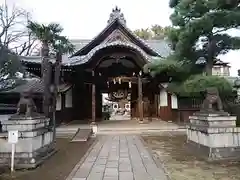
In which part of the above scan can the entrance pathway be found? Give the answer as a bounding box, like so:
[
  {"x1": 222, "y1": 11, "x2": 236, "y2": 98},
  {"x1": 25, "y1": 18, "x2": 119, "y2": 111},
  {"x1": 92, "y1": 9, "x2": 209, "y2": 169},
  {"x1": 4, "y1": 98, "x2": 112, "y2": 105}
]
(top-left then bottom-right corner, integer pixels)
[{"x1": 66, "y1": 135, "x2": 168, "y2": 180}]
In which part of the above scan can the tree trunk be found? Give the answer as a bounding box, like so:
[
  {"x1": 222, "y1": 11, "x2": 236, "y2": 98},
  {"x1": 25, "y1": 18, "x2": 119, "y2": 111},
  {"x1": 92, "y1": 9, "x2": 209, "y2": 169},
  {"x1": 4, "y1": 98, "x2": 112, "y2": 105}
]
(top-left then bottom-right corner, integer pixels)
[
  {"x1": 206, "y1": 35, "x2": 215, "y2": 76},
  {"x1": 52, "y1": 52, "x2": 62, "y2": 141},
  {"x1": 205, "y1": 61, "x2": 213, "y2": 76},
  {"x1": 41, "y1": 41, "x2": 51, "y2": 117}
]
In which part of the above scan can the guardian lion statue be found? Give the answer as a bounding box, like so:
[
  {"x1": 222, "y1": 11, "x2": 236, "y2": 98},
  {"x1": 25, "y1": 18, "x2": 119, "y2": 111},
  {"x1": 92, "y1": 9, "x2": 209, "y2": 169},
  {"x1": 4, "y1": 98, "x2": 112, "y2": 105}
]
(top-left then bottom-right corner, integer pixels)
[
  {"x1": 16, "y1": 90, "x2": 37, "y2": 117},
  {"x1": 201, "y1": 87, "x2": 223, "y2": 112}
]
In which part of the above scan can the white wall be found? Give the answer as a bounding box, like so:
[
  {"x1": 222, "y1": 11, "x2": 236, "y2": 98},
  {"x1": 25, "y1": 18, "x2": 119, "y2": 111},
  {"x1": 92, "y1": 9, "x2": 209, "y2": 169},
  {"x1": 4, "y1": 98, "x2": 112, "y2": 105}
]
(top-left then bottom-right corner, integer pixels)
[
  {"x1": 171, "y1": 94, "x2": 178, "y2": 109},
  {"x1": 212, "y1": 66, "x2": 230, "y2": 76},
  {"x1": 0, "y1": 115, "x2": 12, "y2": 122},
  {"x1": 65, "y1": 89, "x2": 72, "y2": 108},
  {"x1": 56, "y1": 94, "x2": 62, "y2": 111},
  {"x1": 159, "y1": 89, "x2": 168, "y2": 107}
]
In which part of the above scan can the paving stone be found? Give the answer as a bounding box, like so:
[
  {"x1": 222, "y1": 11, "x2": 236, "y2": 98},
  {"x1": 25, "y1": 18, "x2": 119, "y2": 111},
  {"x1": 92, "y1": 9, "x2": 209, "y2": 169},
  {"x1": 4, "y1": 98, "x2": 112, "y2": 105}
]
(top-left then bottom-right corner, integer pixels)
[
  {"x1": 91, "y1": 165, "x2": 105, "y2": 173},
  {"x1": 95, "y1": 158, "x2": 107, "y2": 165},
  {"x1": 74, "y1": 164, "x2": 92, "y2": 178},
  {"x1": 104, "y1": 168, "x2": 118, "y2": 177},
  {"x1": 87, "y1": 171, "x2": 104, "y2": 180},
  {"x1": 119, "y1": 171, "x2": 133, "y2": 180},
  {"x1": 106, "y1": 161, "x2": 118, "y2": 168},
  {"x1": 108, "y1": 156, "x2": 119, "y2": 161},
  {"x1": 118, "y1": 163, "x2": 132, "y2": 172},
  {"x1": 85, "y1": 157, "x2": 97, "y2": 162},
  {"x1": 119, "y1": 154, "x2": 129, "y2": 158},
  {"x1": 119, "y1": 158, "x2": 130, "y2": 163},
  {"x1": 103, "y1": 177, "x2": 118, "y2": 180},
  {"x1": 68, "y1": 135, "x2": 168, "y2": 180}
]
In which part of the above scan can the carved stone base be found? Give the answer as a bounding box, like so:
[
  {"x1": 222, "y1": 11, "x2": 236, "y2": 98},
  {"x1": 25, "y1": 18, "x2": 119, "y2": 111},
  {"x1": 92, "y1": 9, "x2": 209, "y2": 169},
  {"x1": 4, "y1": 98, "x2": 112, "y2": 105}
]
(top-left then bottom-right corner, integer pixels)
[
  {"x1": 0, "y1": 142, "x2": 56, "y2": 169},
  {"x1": 194, "y1": 111, "x2": 229, "y2": 117},
  {"x1": 187, "y1": 140, "x2": 240, "y2": 161},
  {"x1": 187, "y1": 113, "x2": 240, "y2": 161},
  {"x1": 189, "y1": 113, "x2": 237, "y2": 130},
  {"x1": 0, "y1": 115, "x2": 55, "y2": 169}
]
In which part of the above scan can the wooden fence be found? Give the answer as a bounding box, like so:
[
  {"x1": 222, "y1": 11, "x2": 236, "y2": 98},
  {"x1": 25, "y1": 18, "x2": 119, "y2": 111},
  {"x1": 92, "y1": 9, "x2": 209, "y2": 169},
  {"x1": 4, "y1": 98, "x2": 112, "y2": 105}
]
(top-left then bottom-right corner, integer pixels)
[{"x1": 176, "y1": 96, "x2": 239, "y2": 124}]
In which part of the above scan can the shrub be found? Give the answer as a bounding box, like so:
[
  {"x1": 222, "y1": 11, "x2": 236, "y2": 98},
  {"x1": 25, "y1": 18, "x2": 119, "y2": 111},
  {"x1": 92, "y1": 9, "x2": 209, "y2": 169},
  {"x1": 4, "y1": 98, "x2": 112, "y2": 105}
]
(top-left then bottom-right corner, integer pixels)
[{"x1": 168, "y1": 75, "x2": 234, "y2": 97}]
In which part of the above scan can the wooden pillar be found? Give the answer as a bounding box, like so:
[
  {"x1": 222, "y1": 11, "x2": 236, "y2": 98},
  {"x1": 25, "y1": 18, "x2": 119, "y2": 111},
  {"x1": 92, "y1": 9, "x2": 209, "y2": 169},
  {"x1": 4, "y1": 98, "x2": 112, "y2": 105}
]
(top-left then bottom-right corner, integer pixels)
[
  {"x1": 91, "y1": 71, "x2": 96, "y2": 124},
  {"x1": 138, "y1": 74, "x2": 143, "y2": 122}
]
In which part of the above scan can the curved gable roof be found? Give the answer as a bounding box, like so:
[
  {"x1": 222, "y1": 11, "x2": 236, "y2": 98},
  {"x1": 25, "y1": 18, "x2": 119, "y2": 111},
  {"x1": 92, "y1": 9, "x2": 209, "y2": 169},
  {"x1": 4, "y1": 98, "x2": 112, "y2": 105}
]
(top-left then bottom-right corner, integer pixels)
[
  {"x1": 71, "y1": 19, "x2": 161, "y2": 57},
  {"x1": 67, "y1": 40, "x2": 151, "y2": 66}
]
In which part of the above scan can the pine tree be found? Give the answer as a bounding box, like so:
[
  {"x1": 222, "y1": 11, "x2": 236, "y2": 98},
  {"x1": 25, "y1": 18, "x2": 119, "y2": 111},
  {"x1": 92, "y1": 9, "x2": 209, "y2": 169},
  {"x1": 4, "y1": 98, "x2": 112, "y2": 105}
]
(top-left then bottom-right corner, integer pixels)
[{"x1": 168, "y1": 0, "x2": 240, "y2": 75}]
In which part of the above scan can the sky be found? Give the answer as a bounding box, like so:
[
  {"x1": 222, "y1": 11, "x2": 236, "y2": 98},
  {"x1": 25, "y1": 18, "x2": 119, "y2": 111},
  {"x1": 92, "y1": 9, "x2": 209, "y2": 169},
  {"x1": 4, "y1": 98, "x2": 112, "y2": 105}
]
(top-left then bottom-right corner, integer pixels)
[{"x1": 4, "y1": 0, "x2": 240, "y2": 76}]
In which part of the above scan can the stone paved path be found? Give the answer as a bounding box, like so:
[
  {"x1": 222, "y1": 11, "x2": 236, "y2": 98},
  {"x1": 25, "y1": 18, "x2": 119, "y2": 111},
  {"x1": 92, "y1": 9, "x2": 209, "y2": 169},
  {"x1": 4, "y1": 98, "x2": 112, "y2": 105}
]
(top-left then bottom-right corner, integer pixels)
[{"x1": 67, "y1": 135, "x2": 168, "y2": 180}]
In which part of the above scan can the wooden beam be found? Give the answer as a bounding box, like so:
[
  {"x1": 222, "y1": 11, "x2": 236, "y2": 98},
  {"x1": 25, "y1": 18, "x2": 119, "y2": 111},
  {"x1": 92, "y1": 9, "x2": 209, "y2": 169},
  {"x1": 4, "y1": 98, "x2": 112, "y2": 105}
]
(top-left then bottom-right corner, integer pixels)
[
  {"x1": 107, "y1": 76, "x2": 150, "y2": 84},
  {"x1": 91, "y1": 71, "x2": 96, "y2": 124},
  {"x1": 138, "y1": 75, "x2": 144, "y2": 122}
]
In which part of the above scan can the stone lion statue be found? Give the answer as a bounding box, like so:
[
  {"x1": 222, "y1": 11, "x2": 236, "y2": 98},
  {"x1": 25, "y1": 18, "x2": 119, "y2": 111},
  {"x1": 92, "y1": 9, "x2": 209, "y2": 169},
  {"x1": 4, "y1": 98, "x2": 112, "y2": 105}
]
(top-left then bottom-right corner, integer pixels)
[
  {"x1": 16, "y1": 90, "x2": 37, "y2": 117},
  {"x1": 201, "y1": 87, "x2": 223, "y2": 112}
]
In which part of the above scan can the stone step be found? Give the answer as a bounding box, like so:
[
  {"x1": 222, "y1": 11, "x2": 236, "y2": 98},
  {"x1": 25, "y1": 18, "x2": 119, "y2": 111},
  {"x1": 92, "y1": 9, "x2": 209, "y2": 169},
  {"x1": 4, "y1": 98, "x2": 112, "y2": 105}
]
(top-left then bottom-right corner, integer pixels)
[
  {"x1": 56, "y1": 128, "x2": 79, "y2": 138},
  {"x1": 98, "y1": 127, "x2": 186, "y2": 131},
  {"x1": 97, "y1": 128, "x2": 186, "y2": 134},
  {"x1": 71, "y1": 129, "x2": 92, "y2": 142},
  {"x1": 56, "y1": 134, "x2": 76, "y2": 138}
]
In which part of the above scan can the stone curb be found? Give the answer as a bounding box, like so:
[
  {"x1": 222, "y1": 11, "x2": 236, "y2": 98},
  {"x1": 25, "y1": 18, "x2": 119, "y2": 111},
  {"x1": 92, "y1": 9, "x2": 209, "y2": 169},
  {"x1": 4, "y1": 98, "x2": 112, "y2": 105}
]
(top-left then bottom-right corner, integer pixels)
[
  {"x1": 139, "y1": 135, "x2": 172, "y2": 180},
  {"x1": 65, "y1": 137, "x2": 98, "y2": 180}
]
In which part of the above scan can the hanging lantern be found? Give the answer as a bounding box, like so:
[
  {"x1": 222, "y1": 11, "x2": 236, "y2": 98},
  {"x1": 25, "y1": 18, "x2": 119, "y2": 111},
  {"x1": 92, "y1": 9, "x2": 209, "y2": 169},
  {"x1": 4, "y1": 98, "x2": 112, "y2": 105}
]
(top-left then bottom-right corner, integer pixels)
[
  {"x1": 139, "y1": 71, "x2": 142, "y2": 76},
  {"x1": 118, "y1": 77, "x2": 121, "y2": 84},
  {"x1": 129, "y1": 81, "x2": 132, "y2": 88},
  {"x1": 113, "y1": 78, "x2": 116, "y2": 84}
]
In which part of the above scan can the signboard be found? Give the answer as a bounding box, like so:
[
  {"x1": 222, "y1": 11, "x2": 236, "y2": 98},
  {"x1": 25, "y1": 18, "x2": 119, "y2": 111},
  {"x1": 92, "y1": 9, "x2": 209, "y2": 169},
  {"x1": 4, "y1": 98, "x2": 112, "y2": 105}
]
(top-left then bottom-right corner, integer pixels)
[
  {"x1": 8, "y1": 130, "x2": 18, "y2": 144},
  {"x1": 8, "y1": 130, "x2": 19, "y2": 172}
]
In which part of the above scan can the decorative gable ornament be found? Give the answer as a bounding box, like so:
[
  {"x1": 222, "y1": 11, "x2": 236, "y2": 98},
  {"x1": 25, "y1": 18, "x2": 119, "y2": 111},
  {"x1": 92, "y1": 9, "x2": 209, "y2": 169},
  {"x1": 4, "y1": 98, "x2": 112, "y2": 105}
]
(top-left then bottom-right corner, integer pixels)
[
  {"x1": 104, "y1": 29, "x2": 129, "y2": 43},
  {"x1": 107, "y1": 6, "x2": 126, "y2": 25}
]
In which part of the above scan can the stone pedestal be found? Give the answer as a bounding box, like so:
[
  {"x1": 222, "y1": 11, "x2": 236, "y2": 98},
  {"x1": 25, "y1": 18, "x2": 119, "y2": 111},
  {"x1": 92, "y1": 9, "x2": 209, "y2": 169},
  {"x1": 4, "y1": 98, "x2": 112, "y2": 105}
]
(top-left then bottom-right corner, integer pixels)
[
  {"x1": 0, "y1": 115, "x2": 55, "y2": 169},
  {"x1": 187, "y1": 112, "x2": 240, "y2": 161}
]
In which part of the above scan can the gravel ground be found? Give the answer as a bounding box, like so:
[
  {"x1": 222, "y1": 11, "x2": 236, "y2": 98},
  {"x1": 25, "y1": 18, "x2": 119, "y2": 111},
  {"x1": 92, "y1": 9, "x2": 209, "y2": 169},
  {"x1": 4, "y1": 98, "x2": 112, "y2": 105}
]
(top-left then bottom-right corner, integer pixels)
[
  {"x1": 0, "y1": 137, "x2": 95, "y2": 180},
  {"x1": 142, "y1": 133, "x2": 240, "y2": 180}
]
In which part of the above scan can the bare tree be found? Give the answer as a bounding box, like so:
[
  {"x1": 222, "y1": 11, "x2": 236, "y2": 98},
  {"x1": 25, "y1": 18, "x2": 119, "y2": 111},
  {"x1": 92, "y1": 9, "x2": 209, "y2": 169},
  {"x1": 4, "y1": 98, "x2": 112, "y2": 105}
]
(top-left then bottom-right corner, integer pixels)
[{"x1": 0, "y1": 2, "x2": 39, "y2": 56}]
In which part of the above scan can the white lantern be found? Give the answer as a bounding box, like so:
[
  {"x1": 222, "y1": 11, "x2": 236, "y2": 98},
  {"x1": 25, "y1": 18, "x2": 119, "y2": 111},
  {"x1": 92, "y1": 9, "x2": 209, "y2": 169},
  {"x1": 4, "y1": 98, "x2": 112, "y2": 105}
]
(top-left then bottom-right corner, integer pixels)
[{"x1": 129, "y1": 81, "x2": 132, "y2": 88}]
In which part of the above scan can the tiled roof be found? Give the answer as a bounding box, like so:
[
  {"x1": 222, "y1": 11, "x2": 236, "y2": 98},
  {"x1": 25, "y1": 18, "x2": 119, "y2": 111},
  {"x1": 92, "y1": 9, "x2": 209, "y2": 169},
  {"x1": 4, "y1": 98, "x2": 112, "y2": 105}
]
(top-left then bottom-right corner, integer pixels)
[
  {"x1": 71, "y1": 39, "x2": 91, "y2": 51},
  {"x1": 196, "y1": 58, "x2": 230, "y2": 66},
  {"x1": 146, "y1": 40, "x2": 172, "y2": 58},
  {"x1": 20, "y1": 39, "x2": 171, "y2": 66},
  {"x1": 20, "y1": 55, "x2": 70, "y2": 65},
  {"x1": 214, "y1": 59, "x2": 230, "y2": 66},
  {"x1": 2, "y1": 78, "x2": 71, "y2": 94},
  {"x1": 6, "y1": 79, "x2": 44, "y2": 93},
  {"x1": 71, "y1": 39, "x2": 172, "y2": 58}
]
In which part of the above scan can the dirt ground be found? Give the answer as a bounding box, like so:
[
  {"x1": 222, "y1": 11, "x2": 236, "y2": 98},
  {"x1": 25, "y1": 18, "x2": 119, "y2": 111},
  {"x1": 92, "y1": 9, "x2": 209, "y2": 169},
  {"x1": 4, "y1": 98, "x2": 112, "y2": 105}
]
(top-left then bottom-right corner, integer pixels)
[
  {"x1": 142, "y1": 133, "x2": 240, "y2": 180},
  {"x1": 0, "y1": 137, "x2": 95, "y2": 180}
]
